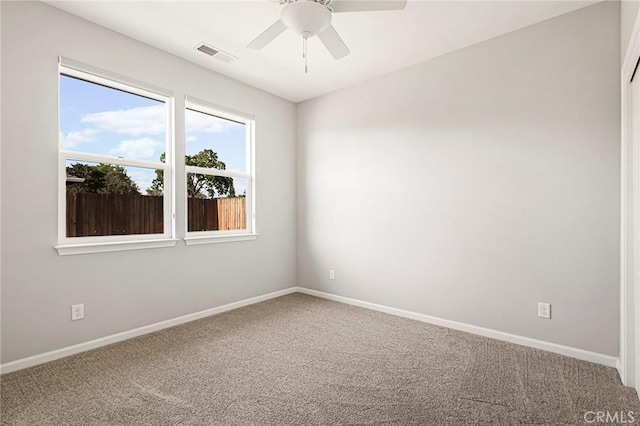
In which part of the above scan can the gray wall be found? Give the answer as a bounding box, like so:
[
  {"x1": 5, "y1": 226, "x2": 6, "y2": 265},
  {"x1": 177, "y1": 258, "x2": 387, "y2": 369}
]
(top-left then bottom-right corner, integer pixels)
[
  {"x1": 0, "y1": 1, "x2": 296, "y2": 363},
  {"x1": 297, "y1": 2, "x2": 621, "y2": 356}
]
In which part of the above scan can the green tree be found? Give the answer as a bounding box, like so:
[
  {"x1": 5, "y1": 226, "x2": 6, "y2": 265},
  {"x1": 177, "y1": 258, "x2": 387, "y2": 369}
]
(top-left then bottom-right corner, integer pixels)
[
  {"x1": 66, "y1": 163, "x2": 140, "y2": 195},
  {"x1": 147, "y1": 149, "x2": 235, "y2": 199}
]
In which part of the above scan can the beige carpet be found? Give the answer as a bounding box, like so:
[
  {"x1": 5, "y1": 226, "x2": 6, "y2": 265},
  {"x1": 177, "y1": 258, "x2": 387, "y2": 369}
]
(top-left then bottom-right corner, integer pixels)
[{"x1": 1, "y1": 293, "x2": 639, "y2": 425}]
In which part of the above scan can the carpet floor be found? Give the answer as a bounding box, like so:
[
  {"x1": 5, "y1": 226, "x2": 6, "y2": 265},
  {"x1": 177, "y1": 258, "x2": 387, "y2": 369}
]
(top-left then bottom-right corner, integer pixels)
[{"x1": 1, "y1": 293, "x2": 639, "y2": 425}]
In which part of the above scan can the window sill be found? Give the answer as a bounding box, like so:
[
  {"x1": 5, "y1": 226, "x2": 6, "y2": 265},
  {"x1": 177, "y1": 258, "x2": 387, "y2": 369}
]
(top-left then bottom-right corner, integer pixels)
[
  {"x1": 184, "y1": 233, "x2": 258, "y2": 246},
  {"x1": 55, "y1": 238, "x2": 178, "y2": 256}
]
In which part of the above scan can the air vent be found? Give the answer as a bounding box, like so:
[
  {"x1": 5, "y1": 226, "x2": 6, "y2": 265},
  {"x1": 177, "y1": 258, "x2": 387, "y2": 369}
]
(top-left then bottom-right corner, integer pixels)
[
  {"x1": 197, "y1": 44, "x2": 218, "y2": 56},
  {"x1": 195, "y1": 43, "x2": 238, "y2": 63}
]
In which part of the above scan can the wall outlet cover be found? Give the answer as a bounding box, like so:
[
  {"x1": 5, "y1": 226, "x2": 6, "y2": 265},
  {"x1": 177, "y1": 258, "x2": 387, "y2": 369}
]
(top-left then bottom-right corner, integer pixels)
[
  {"x1": 538, "y1": 302, "x2": 551, "y2": 319},
  {"x1": 72, "y1": 303, "x2": 84, "y2": 321}
]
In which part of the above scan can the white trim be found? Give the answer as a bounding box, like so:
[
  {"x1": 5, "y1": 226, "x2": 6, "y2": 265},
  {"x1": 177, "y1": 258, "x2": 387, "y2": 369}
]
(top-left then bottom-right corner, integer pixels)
[
  {"x1": 185, "y1": 165, "x2": 249, "y2": 179},
  {"x1": 247, "y1": 120, "x2": 256, "y2": 234},
  {"x1": 57, "y1": 63, "x2": 176, "y2": 249},
  {"x1": 0, "y1": 287, "x2": 297, "y2": 374},
  {"x1": 297, "y1": 288, "x2": 619, "y2": 368},
  {"x1": 55, "y1": 238, "x2": 178, "y2": 256},
  {"x1": 185, "y1": 95, "x2": 255, "y2": 123},
  {"x1": 620, "y1": 6, "x2": 640, "y2": 390},
  {"x1": 618, "y1": 358, "x2": 625, "y2": 381},
  {"x1": 620, "y1": 71, "x2": 630, "y2": 385},
  {"x1": 0, "y1": 286, "x2": 620, "y2": 375},
  {"x1": 59, "y1": 152, "x2": 173, "y2": 245},
  {"x1": 59, "y1": 57, "x2": 174, "y2": 99},
  {"x1": 166, "y1": 95, "x2": 177, "y2": 240},
  {"x1": 58, "y1": 231, "x2": 172, "y2": 247},
  {"x1": 184, "y1": 233, "x2": 258, "y2": 246},
  {"x1": 183, "y1": 101, "x2": 255, "y2": 239},
  {"x1": 61, "y1": 151, "x2": 167, "y2": 170}
]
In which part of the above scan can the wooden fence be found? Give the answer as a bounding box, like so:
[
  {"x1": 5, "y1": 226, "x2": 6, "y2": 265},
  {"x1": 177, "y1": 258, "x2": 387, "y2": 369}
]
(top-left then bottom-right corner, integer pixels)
[
  {"x1": 187, "y1": 197, "x2": 246, "y2": 232},
  {"x1": 66, "y1": 192, "x2": 245, "y2": 237}
]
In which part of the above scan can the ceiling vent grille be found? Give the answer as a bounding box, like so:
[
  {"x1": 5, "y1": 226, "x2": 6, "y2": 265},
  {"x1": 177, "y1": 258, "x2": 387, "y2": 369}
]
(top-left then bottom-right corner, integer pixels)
[
  {"x1": 197, "y1": 44, "x2": 218, "y2": 56},
  {"x1": 196, "y1": 43, "x2": 237, "y2": 63}
]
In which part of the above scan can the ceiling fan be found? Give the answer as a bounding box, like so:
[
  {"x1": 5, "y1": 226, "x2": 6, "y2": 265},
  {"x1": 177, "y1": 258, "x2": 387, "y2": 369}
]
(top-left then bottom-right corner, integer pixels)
[{"x1": 247, "y1": 0, "x2": 407, "y2": 72}]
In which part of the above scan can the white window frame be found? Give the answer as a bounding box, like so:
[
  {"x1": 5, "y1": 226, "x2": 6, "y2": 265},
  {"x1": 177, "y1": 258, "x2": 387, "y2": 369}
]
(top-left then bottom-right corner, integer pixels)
[
  {"x1": 56, "y1": 58, "x2": 176, "y2": 255},
  {"x1": 184, "y1": 96, "x2": 256, "y2": 245}
]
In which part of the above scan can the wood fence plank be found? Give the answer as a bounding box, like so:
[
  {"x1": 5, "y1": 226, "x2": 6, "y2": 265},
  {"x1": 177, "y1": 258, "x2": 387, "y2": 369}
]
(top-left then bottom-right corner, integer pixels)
[{"x1": 66, "y1": 193, "x2": 245, "y2": 237}]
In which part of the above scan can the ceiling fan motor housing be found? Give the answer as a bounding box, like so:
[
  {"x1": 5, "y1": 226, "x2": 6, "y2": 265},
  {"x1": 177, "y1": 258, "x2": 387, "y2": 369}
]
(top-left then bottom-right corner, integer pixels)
[{"x1": 281, "y1": 0, "x2": 332, "y2": 37}]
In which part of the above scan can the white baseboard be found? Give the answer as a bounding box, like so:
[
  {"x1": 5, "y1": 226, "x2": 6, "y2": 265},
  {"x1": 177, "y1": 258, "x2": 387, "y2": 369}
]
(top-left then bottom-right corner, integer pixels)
[
  {"x1": 0, "y1": 287, "x2": 298, "y2": 375},
  {"x1": 617, "y1": 358, "x2": 625, "y2": 383},
  {"x1": 296, "y1": 287, "x2": 618, "y2": 368},
  {"x1": 1, "y1": 286, "x2": 619, "y2": 375}
]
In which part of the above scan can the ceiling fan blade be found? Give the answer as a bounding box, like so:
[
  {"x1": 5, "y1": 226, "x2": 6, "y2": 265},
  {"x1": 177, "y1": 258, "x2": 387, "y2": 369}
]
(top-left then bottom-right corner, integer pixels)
[
  {"x1": 317, "y1": 25, "x2": 350, "y2": 60},
  {"x1": 331, "y1": 0, "x2": 407, "y2": 13},
  {"x1": 247, "y1": 19, "x2": 286, "y2": 50}
]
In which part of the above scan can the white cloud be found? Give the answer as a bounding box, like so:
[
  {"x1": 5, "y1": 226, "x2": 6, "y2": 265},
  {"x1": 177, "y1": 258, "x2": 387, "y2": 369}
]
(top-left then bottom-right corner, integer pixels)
[
  {"x1": 59, "y1": 128, "x2": 100, "y2": 149},
  {"x1": 79, "y1": 105, "x2": 236, "y2": 139},
  {"x1": 186, "y1": 135, "x2": 198, "y2": 143},
  {"x1": 185, "y1": 109, "x2": 234, "y2": 134},
  {"x1": 110, "y1": 137, "x2": 162, "y2": 160},
  {"x1": 82, "y1": 105, "x2": 166, "y2": 136}
]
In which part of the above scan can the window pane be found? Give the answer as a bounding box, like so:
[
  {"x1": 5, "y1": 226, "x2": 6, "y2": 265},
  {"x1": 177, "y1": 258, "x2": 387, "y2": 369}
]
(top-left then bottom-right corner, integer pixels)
[
  {"x1": 66, "y1": 161, "x2": 164, "y2": 237},
  {"x1": 187, "y1": 174, "x2": 246, "y2": 232},
  {"x1": 59, "y1": 74, "x2": 166, "y2": 163},
  {"x1": 185, "y1": 108, "x2": 246, "y2": 173}
]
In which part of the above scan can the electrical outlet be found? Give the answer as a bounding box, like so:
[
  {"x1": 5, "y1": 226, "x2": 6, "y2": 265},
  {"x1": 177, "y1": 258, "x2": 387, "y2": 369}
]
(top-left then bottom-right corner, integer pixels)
[
  {"x1": 538, "y1": 302, "x2": 551, "y2": 319},
  {"x1": 71, "y1": 303, "x2": 84, "y2": 321},
  {"x1": 329, "y1": 269, "x2": 335, "y2": 280}
]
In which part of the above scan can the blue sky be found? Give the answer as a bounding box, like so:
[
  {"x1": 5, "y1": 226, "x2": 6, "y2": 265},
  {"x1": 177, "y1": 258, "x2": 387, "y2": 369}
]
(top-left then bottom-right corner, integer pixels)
[{"x1": 60, "y1": 75, "x2": 247, "y2": 195}]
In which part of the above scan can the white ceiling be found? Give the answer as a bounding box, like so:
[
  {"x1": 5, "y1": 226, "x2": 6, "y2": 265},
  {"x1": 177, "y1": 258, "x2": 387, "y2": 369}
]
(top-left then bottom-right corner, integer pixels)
[{"x1": 46, "y1": 0, "x2": 597, "y2": 103}]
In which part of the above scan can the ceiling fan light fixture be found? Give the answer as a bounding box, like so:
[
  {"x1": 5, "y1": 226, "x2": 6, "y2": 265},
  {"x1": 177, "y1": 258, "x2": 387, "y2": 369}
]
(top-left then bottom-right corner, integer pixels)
[
  {"x1": 247, "y1": 0, "x2": 408, "y2": 70},
  {"x1": 280, "y1": 0, "x2": 331, "y2": 37}
]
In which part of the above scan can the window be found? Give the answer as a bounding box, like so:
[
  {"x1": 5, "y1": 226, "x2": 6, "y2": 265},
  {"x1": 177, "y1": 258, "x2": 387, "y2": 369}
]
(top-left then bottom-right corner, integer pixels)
[
  {"x1": 57, "y1": 58, "x2": 175, "y2": 254},
  {"x1": 184, "y1": 97, "x2": 255, "y2": 244}
]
